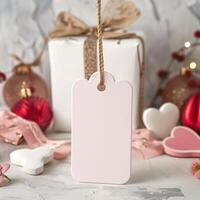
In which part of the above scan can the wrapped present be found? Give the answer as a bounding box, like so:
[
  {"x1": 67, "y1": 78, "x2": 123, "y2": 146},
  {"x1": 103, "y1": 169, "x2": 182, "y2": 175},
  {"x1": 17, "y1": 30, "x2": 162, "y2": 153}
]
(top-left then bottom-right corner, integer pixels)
[{"x1": 48, "y1": 0, "x2": 145, "y2": 132}]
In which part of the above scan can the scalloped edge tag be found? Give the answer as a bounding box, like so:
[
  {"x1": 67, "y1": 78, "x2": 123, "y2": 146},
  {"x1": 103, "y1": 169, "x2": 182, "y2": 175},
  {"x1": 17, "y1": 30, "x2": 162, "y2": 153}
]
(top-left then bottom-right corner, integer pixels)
[{"x1": 71, "y1": 71, "x2": 132, "y2": 184}]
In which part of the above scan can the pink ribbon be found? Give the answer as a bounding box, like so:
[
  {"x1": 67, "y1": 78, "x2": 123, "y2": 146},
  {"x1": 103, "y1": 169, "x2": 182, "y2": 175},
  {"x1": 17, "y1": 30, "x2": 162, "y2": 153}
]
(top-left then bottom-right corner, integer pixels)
[
  {"x1": 0, "y1": 111, "x2": 70, "y2": 160},
  {"x1": 0, "y1": 111, "x2": 163, "y2": 160},
  {"x1": 132, "y1": 129, "x2": 164, "y2": 160},
  {"x1": 0, "y1": 111, "x2": 24, "y2": 145}
]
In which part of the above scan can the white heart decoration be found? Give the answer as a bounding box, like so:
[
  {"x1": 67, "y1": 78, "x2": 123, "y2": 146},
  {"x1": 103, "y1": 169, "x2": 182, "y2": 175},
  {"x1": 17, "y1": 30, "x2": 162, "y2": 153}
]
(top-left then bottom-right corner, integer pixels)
[
  {"x1": 143, "y1": 103, "x2": 180, "y2": 140},
  {"x1": 10, "y1": 146, "x2": 53, "y2": 175}
]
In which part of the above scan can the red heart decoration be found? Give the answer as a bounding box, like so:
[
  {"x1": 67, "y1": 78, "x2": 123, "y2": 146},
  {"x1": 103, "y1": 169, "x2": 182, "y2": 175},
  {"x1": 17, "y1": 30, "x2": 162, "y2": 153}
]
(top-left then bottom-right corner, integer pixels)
[
  {"x1": 163, "y1": 126, "x2": 200, "y2": 157},
  {"x1": 181, "y1": 92, "x2": 200, "y2": 134}
]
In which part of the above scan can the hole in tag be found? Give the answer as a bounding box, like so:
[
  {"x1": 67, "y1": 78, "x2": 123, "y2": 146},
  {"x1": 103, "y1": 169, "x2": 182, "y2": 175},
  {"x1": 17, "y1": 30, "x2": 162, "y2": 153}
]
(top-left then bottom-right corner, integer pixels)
[{"x1": 97, "y1": 83, "x2": 106, "y2": 91}]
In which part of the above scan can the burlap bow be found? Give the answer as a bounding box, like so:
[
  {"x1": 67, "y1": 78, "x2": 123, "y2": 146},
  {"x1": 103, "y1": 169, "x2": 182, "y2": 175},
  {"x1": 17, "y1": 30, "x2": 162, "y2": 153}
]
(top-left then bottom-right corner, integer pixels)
[
  {"x1": 49, "y1": 0, "x2": 140, "y2": 39},
  {"x1": 49, "y1": 0, "x2": 145, "y2": 125}
]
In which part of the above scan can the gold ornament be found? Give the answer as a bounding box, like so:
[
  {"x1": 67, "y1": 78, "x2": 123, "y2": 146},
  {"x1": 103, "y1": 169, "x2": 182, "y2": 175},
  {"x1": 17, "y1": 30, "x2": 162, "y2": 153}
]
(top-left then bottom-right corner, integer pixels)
[
  {"x1": 161, "y1": 68, "x2": 199, "y2": 109},
  {"x1": 3, "y1": 65, "x2": 48, "y2": 108},
  {"x1": 3, "y1": 42, "x2": 48, "y2": 108}
]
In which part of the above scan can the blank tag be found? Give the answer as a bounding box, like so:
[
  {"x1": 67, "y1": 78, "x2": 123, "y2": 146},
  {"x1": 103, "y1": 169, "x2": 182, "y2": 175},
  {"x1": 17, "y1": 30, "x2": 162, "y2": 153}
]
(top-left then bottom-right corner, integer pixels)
[{"x1": 71, "y1": 72, "x2": 132, "y2": 184}]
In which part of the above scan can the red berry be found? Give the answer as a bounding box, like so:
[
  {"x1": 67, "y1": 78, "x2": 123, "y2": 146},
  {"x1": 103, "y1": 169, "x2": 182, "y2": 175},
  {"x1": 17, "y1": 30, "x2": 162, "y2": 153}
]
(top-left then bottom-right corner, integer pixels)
[
  {"x1": 185, "y1": 70, "x2": 192, "y2": 77},
  {"x1": 158, "y1": 89, "x2": 163, "y2": 96},
  {"x1": 172, "y1": 52, "x2": 177, "y2": 59},
  {"x1": 157, "y1": 70, "x2": 168, "y2": 78},
  {"x1": 0, "y1": 71, "x2": 6, "y2": 83},
  {"x1": 194, "y1": 30, "x2": 200, "y2": 38},
  {"x1": 188, "y1": 79, "x2": 198, "y2": 88},
  {"x1": 172, "y1": 52, "x2": 185, "y2": 62}
]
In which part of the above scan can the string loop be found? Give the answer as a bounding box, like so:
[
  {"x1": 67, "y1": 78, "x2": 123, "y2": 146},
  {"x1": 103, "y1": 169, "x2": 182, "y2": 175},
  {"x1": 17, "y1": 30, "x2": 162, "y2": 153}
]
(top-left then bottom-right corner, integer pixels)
[{"x1": 97, "y1": 0, "x2": 105, "y2": 91}]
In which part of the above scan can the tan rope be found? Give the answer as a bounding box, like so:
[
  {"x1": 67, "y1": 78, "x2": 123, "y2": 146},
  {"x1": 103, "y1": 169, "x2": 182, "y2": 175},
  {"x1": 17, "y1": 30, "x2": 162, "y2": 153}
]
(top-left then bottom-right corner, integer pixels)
[{"x1": 97, "y1": 0, "x2": 105, "y2": 91}]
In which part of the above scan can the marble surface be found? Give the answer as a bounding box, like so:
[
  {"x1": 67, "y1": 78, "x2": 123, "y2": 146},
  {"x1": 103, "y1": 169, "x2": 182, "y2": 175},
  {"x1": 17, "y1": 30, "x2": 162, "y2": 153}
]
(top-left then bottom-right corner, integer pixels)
[
  {"x1": 0, "y1": 133, "x2": 200, "y2": 200},
  {"x1": 0, "y1": 0, "x2": 200, "y2": 106},
  {"x1": 0, "y1": 1, "x2": 200, "y2": 199},
  {"x1": 0, "y1": 1, "x2": 200, "y2": 198}
]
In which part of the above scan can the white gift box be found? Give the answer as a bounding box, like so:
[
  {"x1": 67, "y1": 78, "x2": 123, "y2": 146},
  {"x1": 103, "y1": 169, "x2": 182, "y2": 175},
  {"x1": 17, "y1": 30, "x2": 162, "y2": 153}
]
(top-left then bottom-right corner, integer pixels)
[{"x1": 49, "y1": 34, "x2": 144, "y2": 132}]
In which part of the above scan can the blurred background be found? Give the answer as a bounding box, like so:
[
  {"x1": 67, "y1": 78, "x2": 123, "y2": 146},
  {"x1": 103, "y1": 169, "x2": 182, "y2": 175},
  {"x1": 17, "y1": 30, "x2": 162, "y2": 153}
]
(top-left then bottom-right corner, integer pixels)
[{"x1": 0, "y1": 0, "x2": 200, "y2": 106}]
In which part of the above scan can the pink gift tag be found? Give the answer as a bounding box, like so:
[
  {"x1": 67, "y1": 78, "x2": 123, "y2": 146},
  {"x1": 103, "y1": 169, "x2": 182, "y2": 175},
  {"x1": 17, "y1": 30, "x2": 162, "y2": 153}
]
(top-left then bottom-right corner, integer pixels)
[{"x1": 71, "y1": 72, "x2": 132, "y2": 184}]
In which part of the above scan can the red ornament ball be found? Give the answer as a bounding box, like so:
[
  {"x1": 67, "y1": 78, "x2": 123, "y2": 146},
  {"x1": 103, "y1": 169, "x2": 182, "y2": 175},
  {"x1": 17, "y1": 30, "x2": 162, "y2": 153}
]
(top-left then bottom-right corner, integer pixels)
[
  {"x1": 12, "y1": 97, "x2": 53, "y2": 131},
  {"x1": 181, "y1": 92, "x2": 200, "y2": 134}
]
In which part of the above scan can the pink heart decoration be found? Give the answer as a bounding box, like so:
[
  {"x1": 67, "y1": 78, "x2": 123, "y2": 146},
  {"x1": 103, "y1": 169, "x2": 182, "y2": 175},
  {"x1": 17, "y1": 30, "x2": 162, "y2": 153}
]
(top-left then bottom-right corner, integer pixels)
[{"x1": 163, "y1": 126, "x2": 200, "y2": 157}]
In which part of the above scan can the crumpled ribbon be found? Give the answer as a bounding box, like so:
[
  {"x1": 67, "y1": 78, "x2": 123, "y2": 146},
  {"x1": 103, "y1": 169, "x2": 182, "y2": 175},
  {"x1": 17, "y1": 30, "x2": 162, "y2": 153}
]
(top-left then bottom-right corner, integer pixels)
[
  {"x1": 0, "y1": 111, "x2": 70, "y2": 160},
  {"x1": 0, "y1": 112, "x2": 162, "y2": 161},
  {"x1": 49, "y1": 0, "x2": 145, "y2": 123},
  {"x1": 0, "y1": 111, "x2": 24, "y2": 145},
  {"x1": 0, "y1": 163, "x2": 11, "y2": 187},
  {"x1": 132, "y1": 129, "x2": 164, "y2": 160}
]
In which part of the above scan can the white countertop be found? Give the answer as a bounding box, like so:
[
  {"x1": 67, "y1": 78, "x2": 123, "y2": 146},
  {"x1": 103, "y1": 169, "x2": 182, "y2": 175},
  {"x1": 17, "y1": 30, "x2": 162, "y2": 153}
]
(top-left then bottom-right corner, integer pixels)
[{"x1": 0, "y1": 133, "x2": 199, "y2": 200}]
